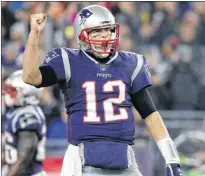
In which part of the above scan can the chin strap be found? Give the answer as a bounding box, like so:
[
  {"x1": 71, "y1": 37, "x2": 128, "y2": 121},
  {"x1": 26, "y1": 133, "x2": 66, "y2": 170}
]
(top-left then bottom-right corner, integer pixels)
[
  {"x1": 93, "y1": 52, "x2": 109, "y2": 59},
  {"x1": 91, "y1": 45, "x2": 110, "y2": 59},
  {"x1": 86, "y1": 51, "x2": 111, "y2": 63}
]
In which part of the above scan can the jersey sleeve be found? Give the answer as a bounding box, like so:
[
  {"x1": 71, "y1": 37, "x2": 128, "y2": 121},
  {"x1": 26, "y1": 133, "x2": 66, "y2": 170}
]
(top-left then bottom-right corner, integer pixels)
[
  {"x1": 131, "y1": 54, "x2": 152, "y2": 93},
  {"x1": 40, "y1": 48, "x2": 71, "y2": 82}
]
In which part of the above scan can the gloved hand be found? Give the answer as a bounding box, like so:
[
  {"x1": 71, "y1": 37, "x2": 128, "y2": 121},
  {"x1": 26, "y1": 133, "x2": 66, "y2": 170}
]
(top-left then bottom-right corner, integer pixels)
[{"x1": 167, "y1": 163, "x2": 183, "y2": 176}]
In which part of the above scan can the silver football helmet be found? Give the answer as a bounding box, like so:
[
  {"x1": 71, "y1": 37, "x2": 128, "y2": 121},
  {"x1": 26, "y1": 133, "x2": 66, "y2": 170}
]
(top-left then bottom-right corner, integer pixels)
[
  {"x1": 74, "y1": 5, "x2": 120, "y2": 58},
  {"x1": 3, "y1": 70, "x2": 43, "y2": 107}
]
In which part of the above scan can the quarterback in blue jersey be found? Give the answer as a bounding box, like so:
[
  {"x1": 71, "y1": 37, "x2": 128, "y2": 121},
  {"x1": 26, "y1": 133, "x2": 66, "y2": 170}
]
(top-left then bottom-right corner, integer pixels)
[
  {"x1": 22, "y1": 5, "x2": 182, "y2": 176},
  {"x1": 2, "y1": 70, "x2": 47, "y2": 176}
]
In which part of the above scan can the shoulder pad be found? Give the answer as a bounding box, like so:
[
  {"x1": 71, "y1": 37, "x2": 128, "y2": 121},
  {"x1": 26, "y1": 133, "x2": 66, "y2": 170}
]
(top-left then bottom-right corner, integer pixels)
[{"x1": 11, "y1": 106, "x2": 44, "y2": 134}]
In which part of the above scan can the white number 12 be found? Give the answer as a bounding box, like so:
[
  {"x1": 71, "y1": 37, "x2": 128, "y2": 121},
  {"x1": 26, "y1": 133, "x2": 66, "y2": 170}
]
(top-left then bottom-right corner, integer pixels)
[{"x1": 82, "y1": 80, "x2": 128, "y2": 123}]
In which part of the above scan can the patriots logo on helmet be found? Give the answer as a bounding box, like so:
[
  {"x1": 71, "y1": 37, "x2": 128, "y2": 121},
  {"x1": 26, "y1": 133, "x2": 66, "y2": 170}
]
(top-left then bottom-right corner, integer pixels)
[{"x1": 79, "y1": 9, "x2": 93, "y2": 25}]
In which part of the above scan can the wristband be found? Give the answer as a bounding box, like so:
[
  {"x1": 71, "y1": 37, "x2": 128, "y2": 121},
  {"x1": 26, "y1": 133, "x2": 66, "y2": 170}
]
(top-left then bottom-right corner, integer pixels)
[{"x1": 157, "y1": 138, "x2": 180, "y2": 165}]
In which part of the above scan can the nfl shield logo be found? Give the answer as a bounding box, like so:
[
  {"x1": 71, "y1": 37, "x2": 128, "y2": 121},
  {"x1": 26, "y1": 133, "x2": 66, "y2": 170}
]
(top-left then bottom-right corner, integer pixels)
[{"x1": 99, "y1": 64, "x2": 109, "y2": 71}]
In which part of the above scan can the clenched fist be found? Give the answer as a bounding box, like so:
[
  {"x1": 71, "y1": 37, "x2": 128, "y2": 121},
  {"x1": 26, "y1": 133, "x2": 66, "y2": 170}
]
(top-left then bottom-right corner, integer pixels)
[{"x1": 30, "y1": 13, "x2": 47, "y2": 33}]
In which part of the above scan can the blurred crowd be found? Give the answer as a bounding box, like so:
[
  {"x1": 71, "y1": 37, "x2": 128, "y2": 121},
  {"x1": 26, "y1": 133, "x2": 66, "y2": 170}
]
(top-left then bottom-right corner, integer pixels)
[{"x1": 2, "y1": 2, "x2": 205, "y2": 128}]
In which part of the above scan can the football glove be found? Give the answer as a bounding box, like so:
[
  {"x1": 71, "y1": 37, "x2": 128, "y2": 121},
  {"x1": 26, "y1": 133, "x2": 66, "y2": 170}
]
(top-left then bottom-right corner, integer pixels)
[{"x1": 167, "y1": 163, "x2": 183, "y2": 176}]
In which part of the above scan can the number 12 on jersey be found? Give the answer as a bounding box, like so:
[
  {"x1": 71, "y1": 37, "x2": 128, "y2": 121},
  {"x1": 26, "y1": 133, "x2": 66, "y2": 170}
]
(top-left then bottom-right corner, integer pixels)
[{"x1": 82, "y1": 80, "x2": 128, "y2": 123}]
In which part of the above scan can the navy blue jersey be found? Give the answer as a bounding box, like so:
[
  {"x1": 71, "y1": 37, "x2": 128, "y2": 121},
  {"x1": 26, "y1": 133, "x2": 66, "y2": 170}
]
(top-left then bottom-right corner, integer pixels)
[
  {"x1": 4, "y1": 105, "x2": 46, "y2": 176},
  {"x1": 42, "y1": 48, "x2": 152, "y2": 145}
]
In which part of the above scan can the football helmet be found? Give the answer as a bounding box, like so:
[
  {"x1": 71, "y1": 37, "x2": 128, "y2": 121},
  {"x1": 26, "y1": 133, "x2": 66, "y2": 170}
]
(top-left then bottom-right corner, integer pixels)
[
  {"x1": 74, "y1": 5, "x2": 120, "y2": 58},
  {"x1": 3, "y1": 70, "x2": 43, "y2": 107}
]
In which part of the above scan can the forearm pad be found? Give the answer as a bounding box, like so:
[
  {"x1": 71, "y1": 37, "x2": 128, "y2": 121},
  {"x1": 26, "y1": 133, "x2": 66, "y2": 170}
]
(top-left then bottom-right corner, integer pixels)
[{"x1": 157, "y1": 138, "x2": 180, "y2": 165}]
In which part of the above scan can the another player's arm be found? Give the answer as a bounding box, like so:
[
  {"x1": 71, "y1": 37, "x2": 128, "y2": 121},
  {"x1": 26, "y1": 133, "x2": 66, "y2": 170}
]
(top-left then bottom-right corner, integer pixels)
[
  {"x1": 22, "y1": 13, "x2": 47, "y2": 86},
  {"x1": 7, "y1": 131, "x2": 38, "y2": 176},
  {"x1": 132, "y1": 88, "x2": 182, "y2": 176}
]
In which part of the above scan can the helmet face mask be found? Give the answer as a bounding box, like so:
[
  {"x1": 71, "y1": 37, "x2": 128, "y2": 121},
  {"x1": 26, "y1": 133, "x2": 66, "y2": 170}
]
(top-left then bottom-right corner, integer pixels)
[
  {"x1": 74, "y1": 5, "x2": 120, "y2": 59},
  {"x1": 79, "y1": 24, "x2": 120, "y2": 58}
]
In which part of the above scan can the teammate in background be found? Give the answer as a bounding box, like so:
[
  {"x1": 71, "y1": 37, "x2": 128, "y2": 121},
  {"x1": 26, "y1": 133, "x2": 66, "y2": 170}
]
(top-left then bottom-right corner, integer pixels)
[
  {"x1": 2, "y1": 70, "x2": 47, "y2": 176},
  {"x1": 22, "y1": 5, "x2": 182, "y2": 176}
]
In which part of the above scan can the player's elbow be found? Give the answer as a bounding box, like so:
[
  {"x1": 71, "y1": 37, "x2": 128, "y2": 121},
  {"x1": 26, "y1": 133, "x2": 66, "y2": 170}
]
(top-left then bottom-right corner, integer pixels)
[
  {"x1": 22, "y1": 71, "x2": 30, "y2": 84},
  {"x1": 22, "y1": 70, "x2": 42, "y2": 86},
  {"x1": 22, "y1": 73, "x2": 34, "y2": 85}
]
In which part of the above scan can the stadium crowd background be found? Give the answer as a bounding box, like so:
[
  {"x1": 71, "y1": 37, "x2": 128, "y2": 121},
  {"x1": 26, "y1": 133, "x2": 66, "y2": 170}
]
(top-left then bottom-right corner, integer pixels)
[{"x1": 1, "y1": 1, "x2": 205, "y2": 175}]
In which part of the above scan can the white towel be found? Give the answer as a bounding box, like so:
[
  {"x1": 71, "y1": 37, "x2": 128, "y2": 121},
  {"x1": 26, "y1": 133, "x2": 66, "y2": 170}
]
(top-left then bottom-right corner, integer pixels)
[{"x1": 60, "y1": 144, "x2": 82, "y2": 176}]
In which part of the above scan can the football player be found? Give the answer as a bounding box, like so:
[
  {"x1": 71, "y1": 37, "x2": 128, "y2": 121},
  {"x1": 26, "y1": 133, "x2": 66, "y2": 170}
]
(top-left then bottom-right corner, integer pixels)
[
  {"x1": 22, "y1": 5, "x2": 182, "y2": 176},
  {"x1": 2, "y1": 70, "x2": 47, "y2": 176}
]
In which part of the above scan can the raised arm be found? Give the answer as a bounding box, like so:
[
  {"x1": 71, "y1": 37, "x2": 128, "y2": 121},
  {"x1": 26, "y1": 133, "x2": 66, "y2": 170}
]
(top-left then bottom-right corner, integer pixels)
[{"x1": 22, "y1": 13, "x2": 47, "y2": 86}]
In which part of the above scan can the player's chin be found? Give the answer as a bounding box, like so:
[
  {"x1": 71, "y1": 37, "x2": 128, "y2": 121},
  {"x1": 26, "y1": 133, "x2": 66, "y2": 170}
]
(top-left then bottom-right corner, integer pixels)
[{"x1": 95, "y1": 46, "x2": 104, "y2": 51}]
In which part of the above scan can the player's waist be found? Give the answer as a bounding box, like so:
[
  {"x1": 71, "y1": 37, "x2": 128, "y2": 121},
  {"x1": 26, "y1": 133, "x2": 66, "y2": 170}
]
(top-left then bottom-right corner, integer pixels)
[{"x1": 66, "y1": 141, "x2": 138, "y2": 170}]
